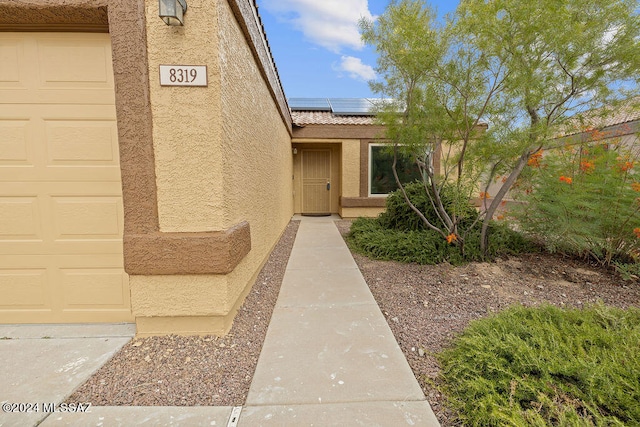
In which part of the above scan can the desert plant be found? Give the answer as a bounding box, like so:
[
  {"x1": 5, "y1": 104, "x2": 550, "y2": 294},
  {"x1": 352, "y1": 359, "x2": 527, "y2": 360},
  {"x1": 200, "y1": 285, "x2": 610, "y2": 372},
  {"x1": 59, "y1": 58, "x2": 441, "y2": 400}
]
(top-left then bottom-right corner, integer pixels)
[
  {"x1": 513, "y1": 142, "x2": 640, "y2": 266},
  {"x1": 438, "y1": 304, "x2": 640, "y2": 426},
  {"x1": 349, "y1": 182, "x2": 533, "y2": 265},
  {"x1": 361, "y1": 0, "x2": 640, "y2": 257},
  {"x1": 347, "y1": 215, "x2": 533, "y2": 265}
]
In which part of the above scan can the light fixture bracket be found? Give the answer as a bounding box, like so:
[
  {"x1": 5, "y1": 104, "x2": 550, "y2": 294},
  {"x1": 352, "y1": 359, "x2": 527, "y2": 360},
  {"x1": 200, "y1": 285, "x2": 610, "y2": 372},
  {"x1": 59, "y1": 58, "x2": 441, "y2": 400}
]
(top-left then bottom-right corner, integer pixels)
[{"x1": 159, "y1": 0, "x2": 187, "y2": 26}]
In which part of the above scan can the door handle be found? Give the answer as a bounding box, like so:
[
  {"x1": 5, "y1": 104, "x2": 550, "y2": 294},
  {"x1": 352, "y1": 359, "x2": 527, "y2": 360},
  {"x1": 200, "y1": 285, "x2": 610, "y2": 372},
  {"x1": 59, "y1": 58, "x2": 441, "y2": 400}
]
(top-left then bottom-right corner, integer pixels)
[{"x1": 326, "y1": 182, "x2": 331, "y2": 191}]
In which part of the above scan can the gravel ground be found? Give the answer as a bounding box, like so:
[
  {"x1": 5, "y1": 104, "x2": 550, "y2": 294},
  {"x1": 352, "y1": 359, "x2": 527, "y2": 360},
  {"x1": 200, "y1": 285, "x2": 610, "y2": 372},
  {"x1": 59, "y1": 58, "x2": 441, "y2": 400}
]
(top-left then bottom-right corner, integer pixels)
[
  {"x1": 70, "y1": 218, "x2": 640, "y2": 426},
  {"x1": 68, "y1": 220, "x2": 299, "y2": 407},
  {"x1": 334, "y1": 220, "x2": 640, "y2": 426}
]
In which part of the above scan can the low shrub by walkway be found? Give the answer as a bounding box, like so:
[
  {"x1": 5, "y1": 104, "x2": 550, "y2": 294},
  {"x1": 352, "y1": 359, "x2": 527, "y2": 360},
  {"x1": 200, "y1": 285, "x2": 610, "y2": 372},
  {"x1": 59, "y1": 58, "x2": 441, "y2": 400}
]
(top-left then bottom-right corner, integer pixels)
[
  {"x1": 438, "y1": 304, "x2": 640, "y2": 426},
  {"x1": 347, "y1": 217, "x2": 534, "y2": 265}
]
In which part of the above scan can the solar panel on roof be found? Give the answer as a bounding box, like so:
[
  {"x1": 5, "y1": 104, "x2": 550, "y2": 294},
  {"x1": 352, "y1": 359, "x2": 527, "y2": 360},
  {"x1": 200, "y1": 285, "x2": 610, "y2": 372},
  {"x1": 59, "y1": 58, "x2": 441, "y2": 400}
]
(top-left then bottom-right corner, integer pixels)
[
  {"x1": 289, "y1": 98, "x2": 331, "y2": 111},
  {"x1": 288, "y1": 97, "x2": 387, "y2": 115},
  {"x1": 328, "y1": 98, "x2": 376, "y2": 115}
]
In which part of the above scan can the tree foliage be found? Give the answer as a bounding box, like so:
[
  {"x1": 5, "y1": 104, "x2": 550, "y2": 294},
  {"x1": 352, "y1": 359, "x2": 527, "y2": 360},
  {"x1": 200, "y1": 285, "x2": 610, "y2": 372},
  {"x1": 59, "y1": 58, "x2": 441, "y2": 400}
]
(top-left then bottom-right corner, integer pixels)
[{"x1": 360, "y1": 0, "x2": 640, "y2": 257}]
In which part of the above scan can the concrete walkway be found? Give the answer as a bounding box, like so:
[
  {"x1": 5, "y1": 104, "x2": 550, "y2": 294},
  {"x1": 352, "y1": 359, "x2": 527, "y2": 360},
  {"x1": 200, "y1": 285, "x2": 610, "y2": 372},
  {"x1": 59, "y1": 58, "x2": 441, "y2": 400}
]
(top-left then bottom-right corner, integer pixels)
[
  {"x1": 2, "y1": 216, "x2": 439, "y2": 426},
  {"x1": 240, "y1": 216, "x2": 439, "y2": 425}
]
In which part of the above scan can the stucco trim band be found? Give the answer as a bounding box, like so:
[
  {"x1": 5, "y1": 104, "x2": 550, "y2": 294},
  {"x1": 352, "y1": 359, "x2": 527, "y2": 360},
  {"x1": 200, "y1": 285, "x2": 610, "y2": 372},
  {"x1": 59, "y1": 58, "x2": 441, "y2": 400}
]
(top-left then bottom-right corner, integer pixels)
[
  {"x1": 0, "y1": 3, "x2": 109, "y2": 29},
  {"x1": 124, "y1": 221, "x2": 252, "y2": 275},
  {"x1": 293, "y1": 124, "x2": 386, "y2": 140},
  {"x1": 340, "y1": 197, "x2": 387, "y2": 208}
]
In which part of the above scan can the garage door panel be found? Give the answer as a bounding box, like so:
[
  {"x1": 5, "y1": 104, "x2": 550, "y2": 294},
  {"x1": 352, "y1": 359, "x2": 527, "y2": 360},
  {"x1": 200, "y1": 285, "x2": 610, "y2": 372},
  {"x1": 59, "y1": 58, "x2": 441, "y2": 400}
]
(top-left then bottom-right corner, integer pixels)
[
  {"x1": 0, "y1": 160, "x2": 122, "y2": 183},
  {"x1": 37, "y1": 38, "x2": 113, "y2": 88},
  {"x1": 0, "y1": 165, "x2": 122, "y2": 182},
  {"x1": 35, "y1": 36, "x2": 115, "y2": 104},
  {"x1": 0, "y1": 32, "x2": 131, "y2": 324},
  {"x1": 2, "y1": 253, "x2": 125, "y2": 268},
  {"x1": 0, "y1": 119, "x2": 32, "y2": 164},
  {"x1": 0, "y1": 193, "x2": 124, "y2": 255},
  {"x1": 0, "y1": 196, "x2": 42, "y2": 239},
  {"x1": 60, "y1": 268, "x2": 128, "y2": 308},
  {"x1": 52, "y1": 196, "x2": 122, "y2": 239},
  {"x1": 1, "y1": 182, "x2": 124, "y2": 198},
  {"x1": 0, "y1": 243, "x2": 123, "y2": 256},
  {"x1": 0, "y1": 106, "x2": 121, "y2": 182},
  {"x1": 0, "y1": 37, "x2": 25, "y2": 88},
  {"x1": 1, "y1": 34, "x2": 115, "y2": 104},
  {"x1": 0, "y1": 255, "x2": 131, "y2": 322},
  {"x1": 37, "y1": 105, "x2": 118, "y2": 122},
  {"x1": 46, "y1": 119, "x2": 118, "y2": 165},
  {"x1": 1, "y1": 245, "x2": 125, "y2": 257},
  {"x1": 29, "y1": 88, "x2": 116, "y2": 105},
  {"x1": 0, "y1": 268, "x2": 50, "y2": 309}
]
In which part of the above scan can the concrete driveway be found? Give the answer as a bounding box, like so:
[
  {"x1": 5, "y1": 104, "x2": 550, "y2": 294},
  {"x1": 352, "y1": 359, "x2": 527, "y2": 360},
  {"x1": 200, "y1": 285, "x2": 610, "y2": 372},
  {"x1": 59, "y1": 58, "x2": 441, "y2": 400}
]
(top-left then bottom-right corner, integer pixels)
[{"x1": 0, "y1": 323, "x2": 134, "y2": 427}]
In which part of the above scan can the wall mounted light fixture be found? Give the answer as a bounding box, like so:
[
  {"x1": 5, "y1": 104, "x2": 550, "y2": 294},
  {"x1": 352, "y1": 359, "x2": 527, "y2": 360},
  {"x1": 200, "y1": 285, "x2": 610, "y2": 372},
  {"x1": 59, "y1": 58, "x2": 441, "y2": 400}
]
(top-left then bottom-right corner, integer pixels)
[{"x1": 159, "y1": 0, "x2": 187, "y2": 26}]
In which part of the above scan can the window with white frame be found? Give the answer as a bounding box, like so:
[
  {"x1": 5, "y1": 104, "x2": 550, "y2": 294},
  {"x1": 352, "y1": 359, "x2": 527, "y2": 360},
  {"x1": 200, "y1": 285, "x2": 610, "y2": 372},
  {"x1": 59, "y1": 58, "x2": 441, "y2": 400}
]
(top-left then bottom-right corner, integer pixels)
[{"x1": 368, "y1": 143, "x2": 429, "y2": 196}]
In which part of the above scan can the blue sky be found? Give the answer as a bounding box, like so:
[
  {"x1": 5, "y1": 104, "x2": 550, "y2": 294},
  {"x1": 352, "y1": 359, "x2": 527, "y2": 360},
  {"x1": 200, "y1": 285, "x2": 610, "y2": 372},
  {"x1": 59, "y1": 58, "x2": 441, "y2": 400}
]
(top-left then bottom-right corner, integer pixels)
[{"x1": 256, "y1": 0, "x2": 459, "y2": 99}]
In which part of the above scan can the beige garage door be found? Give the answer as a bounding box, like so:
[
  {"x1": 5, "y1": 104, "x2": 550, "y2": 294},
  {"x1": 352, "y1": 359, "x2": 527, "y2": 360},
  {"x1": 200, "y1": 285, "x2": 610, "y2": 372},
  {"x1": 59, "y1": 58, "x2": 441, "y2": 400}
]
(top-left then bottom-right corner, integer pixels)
[{"x1": 0, "y1": 33, "x2": 132, "y2": 323}]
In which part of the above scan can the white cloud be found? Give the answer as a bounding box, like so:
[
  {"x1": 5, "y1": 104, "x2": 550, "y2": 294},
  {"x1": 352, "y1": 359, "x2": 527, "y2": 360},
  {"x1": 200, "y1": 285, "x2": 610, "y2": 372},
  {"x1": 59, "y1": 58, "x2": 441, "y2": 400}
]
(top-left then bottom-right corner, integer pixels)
[
  {"x1": 261, "y1": 0, "x2": 375, "y2": 52},
  {"x1": 335, "y1": 56, "x2": 376, "y2": 81}
]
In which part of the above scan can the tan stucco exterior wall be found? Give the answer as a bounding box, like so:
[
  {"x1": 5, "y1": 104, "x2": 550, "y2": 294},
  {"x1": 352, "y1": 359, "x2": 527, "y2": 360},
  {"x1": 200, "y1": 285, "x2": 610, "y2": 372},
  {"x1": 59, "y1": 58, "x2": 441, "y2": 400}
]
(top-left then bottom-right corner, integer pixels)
[
  {"x1": 218, "y1": 0, "x2": 293, "y2": 317},
  {"x1": 132, "y1": 0, "x2": 292, "y2": 336},
  {"x1": 291, "y1": 125, "x2": 390, "y2": 219},
  {"x1": 339, "y1": 139, "x2": 385, "y2": 218},
  {"x1": 146, "y1": 0, "x2": 224, "y2": 233},
  {"x1": 341, "y1": 207, "x2": 386, "y2": 218},
  {"x1": 341, "y1": 139, "x2": 361, "y2": 198},
  {"x1": 1, "y1": 0, "x2": 290, "y2": 334}
]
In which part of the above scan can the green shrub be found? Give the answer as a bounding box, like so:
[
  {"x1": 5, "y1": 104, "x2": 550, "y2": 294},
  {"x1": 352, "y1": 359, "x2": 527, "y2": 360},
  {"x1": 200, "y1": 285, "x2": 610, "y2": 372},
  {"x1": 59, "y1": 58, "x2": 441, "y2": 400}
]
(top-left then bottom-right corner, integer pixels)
[
  {"x1": 348, "y1": 178, "x2": 535, "y2": 264},
  {"x1": 347, "y1": 217, "x2": 535, "y2": 265},
  {"x1": 613, "y1": 261, "x2": 640, "y2": 281},
  {"x1": 378, "y1": 181, "x2": 479, "y2": 231},
  {"x1": 348, "y1": 217, "x2": 460, "y2": 264},
  {"x1": 485, "y1": 220, "x2": 538, "y2": 258},
  {"x1": 438, "y1": 304, "x2": 640, "y2": 426}
]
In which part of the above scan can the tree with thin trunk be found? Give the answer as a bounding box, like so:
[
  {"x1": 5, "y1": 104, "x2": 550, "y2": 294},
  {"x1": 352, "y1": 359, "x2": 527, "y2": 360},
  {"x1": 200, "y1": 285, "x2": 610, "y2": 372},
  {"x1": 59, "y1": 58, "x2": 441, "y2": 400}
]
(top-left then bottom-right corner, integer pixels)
[{"x1": 361, "y1": 0, "x2": 640, "y2": 257}]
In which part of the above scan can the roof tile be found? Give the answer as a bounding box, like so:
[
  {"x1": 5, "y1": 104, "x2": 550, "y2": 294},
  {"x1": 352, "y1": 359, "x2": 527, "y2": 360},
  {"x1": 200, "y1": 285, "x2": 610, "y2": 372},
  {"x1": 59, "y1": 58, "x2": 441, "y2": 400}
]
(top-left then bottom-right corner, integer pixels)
[{"x1": 291, "y1": 111, "x2": 377, "y2": 126}]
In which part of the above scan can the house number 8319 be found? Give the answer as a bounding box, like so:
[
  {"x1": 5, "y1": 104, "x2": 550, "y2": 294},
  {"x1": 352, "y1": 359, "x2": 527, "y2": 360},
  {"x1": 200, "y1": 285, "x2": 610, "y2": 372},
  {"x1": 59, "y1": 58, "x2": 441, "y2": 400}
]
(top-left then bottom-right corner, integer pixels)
[
  {"x1": 159, "y1": 65, "x2": 208, "y2": 87},
  {"x1": 170, "y1": 68, "x2": 197, "y2": 83}
]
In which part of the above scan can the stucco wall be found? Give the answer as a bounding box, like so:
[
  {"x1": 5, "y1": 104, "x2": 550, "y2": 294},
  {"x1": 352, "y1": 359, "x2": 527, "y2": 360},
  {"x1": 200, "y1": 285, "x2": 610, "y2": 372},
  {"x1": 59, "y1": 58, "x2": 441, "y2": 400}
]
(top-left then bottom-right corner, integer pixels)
[
  {"x1": 289, "y1": 137, "x2": 390, "y2": 218},
  {"x1": 218, "y1": 0, "x2": 293, "y2": 311},
  {"x1": 145, "y1": 0, "x2": 224, "y2": 233},
  {"x1": 340, "y1": 207, "x2": 386, "y2": 218},
  {"x1": 132, "y1": 0, "x2": 292, "y2": 336},
  {"x1": 341, "y1": 139, "x2": 361, "y2": 198}
]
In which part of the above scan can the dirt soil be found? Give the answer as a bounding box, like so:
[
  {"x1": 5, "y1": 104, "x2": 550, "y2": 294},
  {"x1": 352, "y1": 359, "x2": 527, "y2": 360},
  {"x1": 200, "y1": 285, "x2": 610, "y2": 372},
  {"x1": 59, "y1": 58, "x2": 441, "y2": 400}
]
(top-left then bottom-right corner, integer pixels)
[{"x1": 71, "y1": 219, "x2": 640, "y2": 426}]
